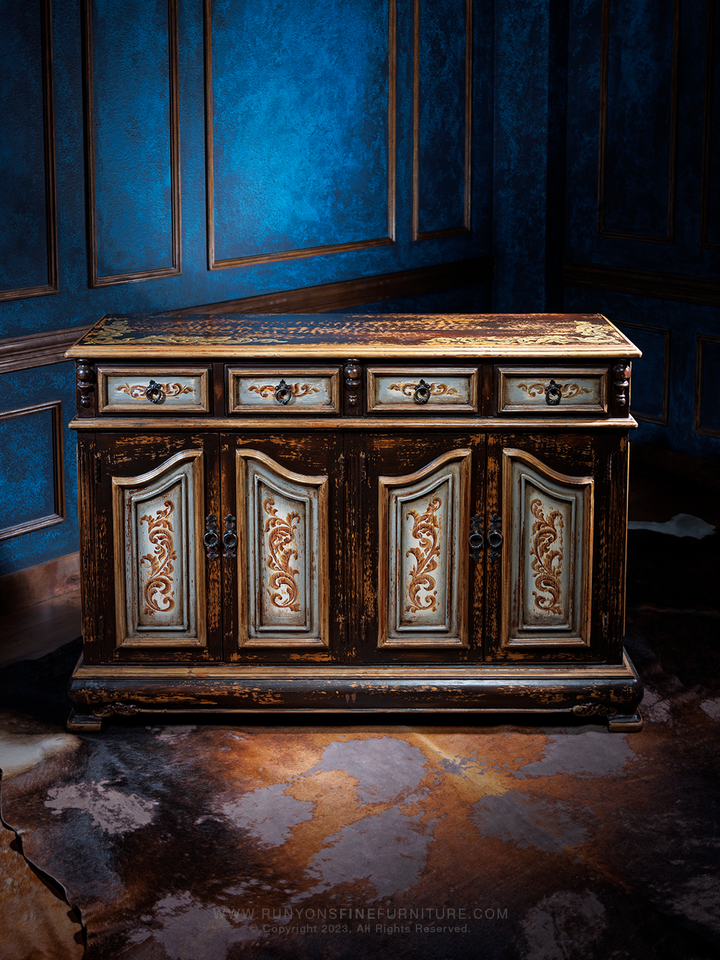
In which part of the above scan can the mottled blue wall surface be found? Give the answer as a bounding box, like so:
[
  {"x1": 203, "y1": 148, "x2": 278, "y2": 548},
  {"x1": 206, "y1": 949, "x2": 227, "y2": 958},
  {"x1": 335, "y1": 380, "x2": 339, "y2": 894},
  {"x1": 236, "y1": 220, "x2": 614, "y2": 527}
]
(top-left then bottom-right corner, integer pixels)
[{"x1": 0, "y1": 0, "x2": 718, "y2": 578}]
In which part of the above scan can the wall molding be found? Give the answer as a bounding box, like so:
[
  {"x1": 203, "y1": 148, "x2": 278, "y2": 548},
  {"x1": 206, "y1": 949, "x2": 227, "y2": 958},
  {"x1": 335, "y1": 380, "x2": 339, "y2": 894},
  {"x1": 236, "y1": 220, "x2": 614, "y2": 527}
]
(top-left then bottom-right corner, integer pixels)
[
  {"x1": 614, "y1": 319, "x2": 670, "y2": 426},
  {"x1": 175, "y1": 257, "x2": 492, "y2": 315},
  {"x1": 701, "y1": 0, "x2": 720, "y2": 250},
  {"x1": 0, "y1": 551, "x2": 79, "y2": 615},
  {"x1": 412, "y1": 0, "x2": 472, "y2": 241},
  {"x1": 82, "y1": 0, "x2": 181, "y2": 287},
  {"x1": 0, "y1": 400, "x2": 64, "y2": 541},
  {"x1": 695, "y1": 333, "x2": 720, "y2": 439},
  {"x1": 0, "y1": 0, "x2": 58, "y2": 303},
  {"x1": 597, "y1": 0, "x2": 679, "y2": 244},
  {"x1": 203, "y1": 0, "x2": 397, "y2": 270},
  {"x1": 563, "y1": 262, "x2": 720, "y2": 308},
  {"x1": 0, "y1": 326, "x2": 91, "y2": 374}
]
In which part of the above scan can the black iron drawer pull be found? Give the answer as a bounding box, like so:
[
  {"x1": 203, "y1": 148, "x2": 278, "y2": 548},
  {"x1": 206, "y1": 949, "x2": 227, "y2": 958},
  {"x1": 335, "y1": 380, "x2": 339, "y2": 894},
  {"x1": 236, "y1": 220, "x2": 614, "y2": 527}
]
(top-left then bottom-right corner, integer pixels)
[
  {"x1": 222, "y1": 514, "x2": 238, "y2": 559},
  {"x1": 145, "y1": 380, "x2": 165, "y2": 404},
  {"x1": 487, "y1": 514, "x2": 503, "y2": 558},
  {"x1": 469, "y1": 514, "x2": 484, "y2": 561},
  {"x1": 204, "y1": 514, "x2": 220, "y2": 560},
  {"x1": 414, "y1": 379, "x2": 431, "y2": 404},
  {"x1": 545, "y1": 380, "x2": 562, "y2": 405},
  {"x1": 275, "y1": 379, "x2": 292, "y2": 404}
]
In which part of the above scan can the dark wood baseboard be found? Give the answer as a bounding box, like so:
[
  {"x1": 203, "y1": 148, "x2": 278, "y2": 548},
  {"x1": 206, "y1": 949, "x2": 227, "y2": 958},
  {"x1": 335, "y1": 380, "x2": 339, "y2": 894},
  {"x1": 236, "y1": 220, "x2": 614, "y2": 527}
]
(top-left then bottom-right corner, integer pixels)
[
  {"x1": 0, "y1": 552, "x2": 80, "y2": 615},
  {"x1": 563, "y1": 262, "x2": 720, "y2": 308},
  {"x1": 174, "y1": 257, "x2": 493, "y2": 315}
]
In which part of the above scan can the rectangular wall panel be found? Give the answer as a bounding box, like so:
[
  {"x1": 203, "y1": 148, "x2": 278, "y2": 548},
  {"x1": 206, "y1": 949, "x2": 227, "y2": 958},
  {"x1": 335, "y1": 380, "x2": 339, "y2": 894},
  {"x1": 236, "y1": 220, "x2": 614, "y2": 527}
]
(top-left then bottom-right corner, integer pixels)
[
  {"x1": 0, "y1": 0, "x2": 57, "y2": 301},
  {"x1": 614, "y1": 321, "x2": 670, "y2": 426},
  {"x1": 598, "y1": 0, "x2": 679, "y2": 242},
  {"x1": 701, "y1": 0, "x2": 720, "y2": 248},
  {"x1": 84, "y1": 0, "x2": 180, "y2": 285},
  {"x1": 413, "y1": 0, "x2": 471, "y2": 240},
  {"x1": 205, "y1": 0, "x2": 395, "y2": 268},
  {"x1": 695, "y1": 335, "x2": 720, "y2": 438},
  {"x1": 0, "y1": 401, "x2": 63, "y2": 540}
]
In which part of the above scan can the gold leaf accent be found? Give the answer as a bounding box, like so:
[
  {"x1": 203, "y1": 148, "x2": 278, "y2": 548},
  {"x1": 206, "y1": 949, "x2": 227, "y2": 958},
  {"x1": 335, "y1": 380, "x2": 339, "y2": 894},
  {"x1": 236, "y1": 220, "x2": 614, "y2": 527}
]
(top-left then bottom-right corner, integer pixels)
[
  {"x1": 516, "y1": 381, "x2": 591, "y2": 399},
  {"x1": 388, "y1": 381, "x2": 461, "y2": 398},
  {"x1": 263, "y1": 498, "x2": 301, "y2": 611},
  {"x1": 248, "y1": 382, "x2": 321, "y2": 399},
  {"x1": 405, "y1": 497, "x2": 442, "y2": 613},
  {"x1": 140, "y1": 500, "x2": 177, "y2": 615},
  {"x1": 117, "y1": 382, "x2": 194, "y2": 399},
  {"x1": 529, "y1": 499, "x2": 563, "y2": 615}
]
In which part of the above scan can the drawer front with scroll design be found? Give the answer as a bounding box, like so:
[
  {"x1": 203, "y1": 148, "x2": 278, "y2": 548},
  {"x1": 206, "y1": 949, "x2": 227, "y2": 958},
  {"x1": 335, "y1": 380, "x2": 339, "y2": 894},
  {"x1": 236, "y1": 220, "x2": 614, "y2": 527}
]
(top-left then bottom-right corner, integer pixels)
[
  {"x1": 366, "y1": 367, "x2": 478, "y2": 413},
  {"x1": 98, "y1": 367, "x2": 210, "y2": 414},
  {"x1": 227, "y1": 367, "x2": 341, "y2": 414},
  {"x1": 496, "y1": 367, "x2": 608, "y2": 415}
]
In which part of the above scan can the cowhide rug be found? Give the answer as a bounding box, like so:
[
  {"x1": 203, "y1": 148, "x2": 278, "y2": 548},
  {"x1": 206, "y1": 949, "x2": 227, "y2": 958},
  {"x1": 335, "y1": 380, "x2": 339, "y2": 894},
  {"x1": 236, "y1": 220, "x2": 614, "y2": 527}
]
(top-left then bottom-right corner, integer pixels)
[{"x1": 1, "y1": 527, "x2": 719, "y2": 960}]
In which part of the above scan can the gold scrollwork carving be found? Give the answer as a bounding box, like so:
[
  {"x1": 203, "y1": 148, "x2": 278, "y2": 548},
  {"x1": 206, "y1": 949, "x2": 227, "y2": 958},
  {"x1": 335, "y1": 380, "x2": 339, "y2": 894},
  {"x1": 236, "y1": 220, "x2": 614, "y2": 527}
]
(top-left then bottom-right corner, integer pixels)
[
  {"x1": 117, "y1": 382, "x2": 194, "y2": 399},
  {"x1": 248, "y1": 383, "x2": 321, "y2": 399},
  {"x1": 529, "y1": 499, "x2": 563, "y2": 616},
  {"x1": 516, "y1": 381, "x2": 591, "y2": 400},
  {"x1": 263, "y1": 498, "x2": 301, "y2": 611},
  {"x1": 405, "y1": 497, "x2": 442, "y2": 613},
  {"x1": 140, "y1": 501, "x2": 177, "y2": 615},
  {"x1": 389, "y1": 381, "x2": 461, "y2": 398}
]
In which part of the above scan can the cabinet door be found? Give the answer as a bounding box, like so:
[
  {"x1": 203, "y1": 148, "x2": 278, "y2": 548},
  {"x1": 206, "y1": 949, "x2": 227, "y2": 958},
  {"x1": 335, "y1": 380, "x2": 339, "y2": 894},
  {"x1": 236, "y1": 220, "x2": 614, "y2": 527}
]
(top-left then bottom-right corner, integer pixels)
[
  {"x1": 222, "y1": 434, "x2": 343, "y2": 662},
  {"x1": 486, "y1": 433, "x2": 628, "y2": 662},
  {"x1": 93, "y1": 433, "x2": 222, "y2": 663},
  {"x1": 359, "y1": 433, "x2": 485, "y2": 663}
]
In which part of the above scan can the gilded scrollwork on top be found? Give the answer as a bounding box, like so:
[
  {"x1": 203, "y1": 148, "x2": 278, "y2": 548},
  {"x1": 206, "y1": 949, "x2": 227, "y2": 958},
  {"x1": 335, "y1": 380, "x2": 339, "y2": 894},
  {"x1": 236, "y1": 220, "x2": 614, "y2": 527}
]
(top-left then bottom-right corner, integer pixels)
[
  {"x1": 248, "y1": 383, "x2": 321, "y2": 400},
  {"x1": 405, "y1": 497, "x2": 442, "y2": 613},
  {"x1": 529, "y1": 499, "x2": 563, "y2": 616},
  {"x1": 117, "y1": 382, "x2": 194, "y2": 400},
  {"x1": 516, "y1": 381, "x2": 591, "y2": 400},
  {"x1": 263, "y1": 498, "x2": 301, "y2": 612},
  {"x1": 140, "y1": 500, "x2": 177, "y2": 615},
  {"x1": 389, "y1": 381, "x2": 461, "y2": 398}
]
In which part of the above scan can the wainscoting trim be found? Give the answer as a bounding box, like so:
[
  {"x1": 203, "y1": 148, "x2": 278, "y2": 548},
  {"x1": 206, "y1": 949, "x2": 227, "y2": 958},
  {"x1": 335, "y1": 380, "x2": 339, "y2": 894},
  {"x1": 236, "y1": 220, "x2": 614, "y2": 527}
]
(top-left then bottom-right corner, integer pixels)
[{"x1": 563, "y1": 262, "x2": 720, "y2": 308}]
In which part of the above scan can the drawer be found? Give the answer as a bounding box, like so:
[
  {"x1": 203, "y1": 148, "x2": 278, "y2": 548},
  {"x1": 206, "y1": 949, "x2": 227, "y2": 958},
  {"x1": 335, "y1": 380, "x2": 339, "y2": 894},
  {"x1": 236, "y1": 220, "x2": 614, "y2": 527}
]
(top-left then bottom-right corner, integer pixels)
[
  {"x1": 227, "y1": 367, "x2": 341, "y2": 414},
  {"x1": 496, "y1": 366, "x2": 608, "y2": 415},
  {"x1": 97, "y1": 367, "x2": 210, "y2": 414},
  {"x1": 366, "y1": 367, "x2": 478, "y2": 413}
]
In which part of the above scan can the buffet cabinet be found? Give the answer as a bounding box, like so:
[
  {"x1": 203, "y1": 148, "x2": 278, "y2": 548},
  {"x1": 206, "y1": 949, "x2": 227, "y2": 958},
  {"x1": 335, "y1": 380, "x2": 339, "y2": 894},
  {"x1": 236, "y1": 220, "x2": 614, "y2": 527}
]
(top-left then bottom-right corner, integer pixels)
[{"x1": 66, "y1": 313, "x2": 643, "y2": 731}]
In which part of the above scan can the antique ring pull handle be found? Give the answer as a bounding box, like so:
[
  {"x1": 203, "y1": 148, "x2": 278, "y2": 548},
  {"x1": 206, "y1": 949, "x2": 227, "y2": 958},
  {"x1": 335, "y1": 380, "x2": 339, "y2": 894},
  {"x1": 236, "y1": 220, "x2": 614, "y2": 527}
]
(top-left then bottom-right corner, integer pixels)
[
  {"x1": 145, "y1": 380, "x2": 165, "y2": 404},
  {"x1": 222, "y1": 514, "x2": 238, "y2": 559},
  {"x1": 469, "y1": 514, "x2": 484, "y2": 562},
  {"x1": 414, "y1": 379, "x2": 431, "y2": 404},
  {"x1": 545, "y1": 380, "x2": 562, "y2": 406},
  {"x1": 487, "y1": 514, "x2": 503, "y2": 559},
  {"x1": 204, "y1": 514, "x2": 220, "y2": 560},
  {"x1": 275, "y1": 379, "x2": 292, "y2": 405}
]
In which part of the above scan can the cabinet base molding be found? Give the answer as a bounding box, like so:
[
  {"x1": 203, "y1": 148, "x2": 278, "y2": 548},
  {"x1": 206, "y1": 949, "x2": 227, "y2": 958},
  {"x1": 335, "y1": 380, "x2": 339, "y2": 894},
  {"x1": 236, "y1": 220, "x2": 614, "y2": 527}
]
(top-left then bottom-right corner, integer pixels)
[{"x1": 67, "y1": 649, "x2": 642, "y2": 732}]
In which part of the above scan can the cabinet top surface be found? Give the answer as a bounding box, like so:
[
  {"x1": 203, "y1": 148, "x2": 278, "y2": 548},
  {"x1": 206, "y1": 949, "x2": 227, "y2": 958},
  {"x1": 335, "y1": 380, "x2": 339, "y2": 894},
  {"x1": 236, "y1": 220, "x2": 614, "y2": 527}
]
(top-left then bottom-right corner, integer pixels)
[{"x1": 66, "y1": 312, "x2": 641, "y2": 360}]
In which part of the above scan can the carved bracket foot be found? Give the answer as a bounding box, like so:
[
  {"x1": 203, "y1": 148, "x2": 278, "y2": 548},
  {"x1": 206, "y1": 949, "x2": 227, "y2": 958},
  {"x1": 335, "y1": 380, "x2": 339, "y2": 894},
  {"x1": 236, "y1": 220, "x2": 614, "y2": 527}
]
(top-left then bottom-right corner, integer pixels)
[
  {"x1": 66, "y1": 709, "x2": 104, "y2": 733},
  {"x1": 606, "y1": 712, "x2": 643, "y2": 733}
]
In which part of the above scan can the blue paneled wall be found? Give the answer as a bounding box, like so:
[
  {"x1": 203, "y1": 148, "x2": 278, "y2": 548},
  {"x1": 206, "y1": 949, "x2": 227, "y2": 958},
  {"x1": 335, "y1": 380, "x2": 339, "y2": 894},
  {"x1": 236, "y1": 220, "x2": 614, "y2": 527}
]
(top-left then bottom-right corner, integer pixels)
[{"x1": 0, "y1": 0, "x2": 718, "y2": 578}]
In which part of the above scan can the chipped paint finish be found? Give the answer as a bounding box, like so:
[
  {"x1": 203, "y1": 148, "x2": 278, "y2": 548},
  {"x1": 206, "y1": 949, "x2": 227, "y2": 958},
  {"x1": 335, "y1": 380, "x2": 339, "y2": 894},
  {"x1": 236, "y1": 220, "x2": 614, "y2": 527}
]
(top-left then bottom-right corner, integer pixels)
[
  {"x1": 379, "y1": 450, "x2": 471, "y2": 647},
  {"x1": 111, "y1": 450, "x2": 206, "y2": 647},
  {"x1": 501, "y1": 448, "x2": 593, "y2": 650},
  {"x1": 237, "y1": 449, "x2": 329, "y2": 647},
  {"x1": 366, "y1": 366, "x2": 478, "y2": 413},
  {"x1": 97, "y1": 366, "x2": 210, "y2": 414},
  {"x1": 496, "y1": 366, "x2": 609, "y2": 415}
]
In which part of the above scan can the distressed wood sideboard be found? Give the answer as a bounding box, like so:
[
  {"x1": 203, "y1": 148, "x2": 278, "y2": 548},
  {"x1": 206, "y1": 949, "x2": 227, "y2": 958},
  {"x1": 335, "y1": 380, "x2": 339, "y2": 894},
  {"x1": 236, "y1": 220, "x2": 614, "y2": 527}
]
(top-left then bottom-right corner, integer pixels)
[{"x1": 65, "y1": 313, "x2": 643, "y2": 731}]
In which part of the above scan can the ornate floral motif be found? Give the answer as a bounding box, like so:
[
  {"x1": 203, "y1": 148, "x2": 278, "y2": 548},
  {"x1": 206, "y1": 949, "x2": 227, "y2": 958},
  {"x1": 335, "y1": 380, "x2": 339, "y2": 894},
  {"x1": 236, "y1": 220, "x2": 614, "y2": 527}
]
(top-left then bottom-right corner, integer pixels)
[
  {"x1": 405, "y1": 497, "x2": 442, "y2": 613},
  {"x1": 248, "y1": 383, "x2": 321, "y2": 399},
  {"x1": 263, "y1": 498, "x2": 301, "y2": 611},
  {"x1": 529, "y1": 499, "x2": 563, "y2": 615},
  {"x1": 516, "y1": 381, "x2": 591, "y2": 399},
  {"x1": 117, "y1": 382, "x2": 194, "y2": 400},
  {"x1": 389, "y1": 381, "x2": 461, "y2": 398},
  {"x1": 140, "y1": 501, "x2": 177, "y2": 615}
]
